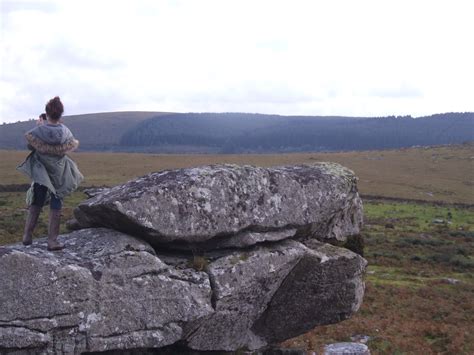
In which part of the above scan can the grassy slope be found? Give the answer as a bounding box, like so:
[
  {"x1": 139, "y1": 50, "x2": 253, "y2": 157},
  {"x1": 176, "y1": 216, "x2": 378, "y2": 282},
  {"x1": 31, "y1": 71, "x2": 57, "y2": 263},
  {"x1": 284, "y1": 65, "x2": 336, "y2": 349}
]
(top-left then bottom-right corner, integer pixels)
[
  {"x1": 2, "y1": 143, "x2": 473, "y2": 204},
  {"x1": 0, "y1": 111, "x2": 173, "y2": 149}
]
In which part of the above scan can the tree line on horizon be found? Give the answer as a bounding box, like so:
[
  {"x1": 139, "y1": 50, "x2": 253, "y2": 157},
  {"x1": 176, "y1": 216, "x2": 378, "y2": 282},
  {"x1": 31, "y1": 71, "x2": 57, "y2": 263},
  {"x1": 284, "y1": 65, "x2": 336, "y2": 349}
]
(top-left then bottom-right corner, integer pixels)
[{"x1": 119, "y1": 112, "x2": 474, "y2": 153}]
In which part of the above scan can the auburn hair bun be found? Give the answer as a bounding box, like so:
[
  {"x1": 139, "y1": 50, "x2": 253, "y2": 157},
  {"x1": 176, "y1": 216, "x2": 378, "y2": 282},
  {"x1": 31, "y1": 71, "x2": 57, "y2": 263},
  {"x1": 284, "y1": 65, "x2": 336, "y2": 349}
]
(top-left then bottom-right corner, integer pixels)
[{"x1": 45, "y1": 96, "x2": 64, "y2": 121}]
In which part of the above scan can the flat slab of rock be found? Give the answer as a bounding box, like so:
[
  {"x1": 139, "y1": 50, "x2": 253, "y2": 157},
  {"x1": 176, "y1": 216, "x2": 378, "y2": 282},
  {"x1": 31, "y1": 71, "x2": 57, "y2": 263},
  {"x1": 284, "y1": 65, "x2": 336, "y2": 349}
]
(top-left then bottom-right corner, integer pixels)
[
  {"x1": 74, "y1": 163, "x2": 363, "y2": 248},
  {"x1": 0, "y1": 228, "x2": 366, "y2": 354}
]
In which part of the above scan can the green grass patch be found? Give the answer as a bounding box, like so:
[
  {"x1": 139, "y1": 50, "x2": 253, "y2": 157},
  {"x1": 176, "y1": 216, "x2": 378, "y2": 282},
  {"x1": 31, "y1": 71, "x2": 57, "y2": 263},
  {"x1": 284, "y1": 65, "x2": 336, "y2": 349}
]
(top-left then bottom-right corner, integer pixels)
[
  {"x1": 364, "y1": 201, "x2": 474, "y2": 231},
  {"x1": 363, "y1": 201, "x2": 474, "y2": 272},
  {"x1": 367, "y1": 265, "x2": 435, "y2": 288}
]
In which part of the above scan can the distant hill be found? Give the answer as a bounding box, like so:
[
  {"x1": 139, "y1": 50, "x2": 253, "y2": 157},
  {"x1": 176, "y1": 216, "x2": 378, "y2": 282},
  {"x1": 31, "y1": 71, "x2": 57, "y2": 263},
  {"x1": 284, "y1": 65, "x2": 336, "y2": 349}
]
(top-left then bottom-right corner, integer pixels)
[
  {"x1": 1, "y1": 111, "x2": 473, "y2": 153},
  {"x1": 0, "y1": 111, "x2": 173, "y2": 151}
]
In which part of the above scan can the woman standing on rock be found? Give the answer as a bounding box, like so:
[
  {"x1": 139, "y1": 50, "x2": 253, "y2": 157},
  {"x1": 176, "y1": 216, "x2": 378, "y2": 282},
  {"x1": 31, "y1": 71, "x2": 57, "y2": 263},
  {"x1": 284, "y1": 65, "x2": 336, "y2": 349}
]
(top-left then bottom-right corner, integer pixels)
[{"x1": 17, "y1": 96, "x2": 83, "y2": 251}]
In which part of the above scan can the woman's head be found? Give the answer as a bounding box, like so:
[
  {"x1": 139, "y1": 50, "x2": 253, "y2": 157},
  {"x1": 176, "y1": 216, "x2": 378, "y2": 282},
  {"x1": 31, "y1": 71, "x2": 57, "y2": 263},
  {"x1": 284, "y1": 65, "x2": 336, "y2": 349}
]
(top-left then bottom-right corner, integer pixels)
[{"x1": 45, "y1": 96, "x2": 64, "y2": 121}]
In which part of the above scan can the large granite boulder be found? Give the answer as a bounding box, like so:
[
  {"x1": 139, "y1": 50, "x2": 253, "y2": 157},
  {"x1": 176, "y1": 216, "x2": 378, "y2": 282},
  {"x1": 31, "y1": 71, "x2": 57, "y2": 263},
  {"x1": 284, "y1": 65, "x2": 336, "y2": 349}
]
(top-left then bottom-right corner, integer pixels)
[
  {"x1": 0, "y1": 229, "x2": 365, "y2": 354},
  {"x1": 73, "y1": 163, "x2": 363, "y2": 249},
  {"x1": 0, "y1": 163, "x2": 367, "y2": 354}
]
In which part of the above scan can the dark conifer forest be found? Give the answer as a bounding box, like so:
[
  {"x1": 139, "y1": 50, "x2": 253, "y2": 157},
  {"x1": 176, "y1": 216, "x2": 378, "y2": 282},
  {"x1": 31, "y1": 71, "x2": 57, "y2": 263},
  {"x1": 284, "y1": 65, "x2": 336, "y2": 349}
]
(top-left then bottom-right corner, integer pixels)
[{"x1": 119, "y1": 112, "x2": 474, "y2": 153}]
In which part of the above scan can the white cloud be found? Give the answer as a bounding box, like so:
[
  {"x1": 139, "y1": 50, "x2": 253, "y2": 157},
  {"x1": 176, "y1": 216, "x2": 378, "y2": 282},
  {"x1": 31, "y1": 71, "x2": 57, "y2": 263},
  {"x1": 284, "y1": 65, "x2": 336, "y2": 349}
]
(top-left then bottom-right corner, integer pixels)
[{"x1": 1, "y1": 0, "x2": 473, "y2": 123}]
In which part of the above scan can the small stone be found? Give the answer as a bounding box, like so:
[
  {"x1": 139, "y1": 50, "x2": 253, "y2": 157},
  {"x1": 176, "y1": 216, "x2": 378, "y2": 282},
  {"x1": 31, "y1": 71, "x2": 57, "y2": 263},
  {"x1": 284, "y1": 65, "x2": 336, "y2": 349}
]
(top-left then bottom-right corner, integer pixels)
[
  {"x1": 441, "y1": 278, "x2": 460, "y2": 285},
  {"x1": 350, "y1": 334, "x2": 371, "y2": 344},
  {"x1": 83, "y1": 187, "x2": 109, "y2": 198},
  {"x1": 324, "y1": 342, "x2": 370, "y2": 354}
]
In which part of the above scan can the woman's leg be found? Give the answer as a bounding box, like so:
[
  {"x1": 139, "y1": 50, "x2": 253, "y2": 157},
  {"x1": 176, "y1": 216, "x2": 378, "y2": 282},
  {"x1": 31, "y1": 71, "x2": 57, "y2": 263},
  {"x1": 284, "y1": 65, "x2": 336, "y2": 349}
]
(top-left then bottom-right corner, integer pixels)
[
  {"x1": 22, "y1": 183, "x2": 47, "y2": 245},
  {"x1": 47, "y1": 194, "x2": 64, "y2": 251}
]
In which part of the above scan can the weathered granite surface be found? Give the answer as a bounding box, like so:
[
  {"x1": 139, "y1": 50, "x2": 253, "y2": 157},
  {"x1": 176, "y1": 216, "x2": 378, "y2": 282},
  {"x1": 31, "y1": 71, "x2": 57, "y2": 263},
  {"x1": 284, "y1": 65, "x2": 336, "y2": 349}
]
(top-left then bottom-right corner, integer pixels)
[
  {"x1": 73, "y1": 163, "x2": 363, "y2": 248},
  {"x1": 0, "y1": 229, "x2": 213, "y2": 354},
  {"x1": 0, "y1": 229, "x2": 366, "y2": 354}
]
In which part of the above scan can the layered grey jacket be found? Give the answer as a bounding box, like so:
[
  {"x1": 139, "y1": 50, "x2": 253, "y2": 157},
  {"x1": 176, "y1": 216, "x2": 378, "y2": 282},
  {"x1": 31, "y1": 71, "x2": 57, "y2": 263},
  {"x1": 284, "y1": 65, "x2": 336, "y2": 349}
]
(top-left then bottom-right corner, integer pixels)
[{"x1": 17, "y1": 123, "x2": 84, "y2": 202}]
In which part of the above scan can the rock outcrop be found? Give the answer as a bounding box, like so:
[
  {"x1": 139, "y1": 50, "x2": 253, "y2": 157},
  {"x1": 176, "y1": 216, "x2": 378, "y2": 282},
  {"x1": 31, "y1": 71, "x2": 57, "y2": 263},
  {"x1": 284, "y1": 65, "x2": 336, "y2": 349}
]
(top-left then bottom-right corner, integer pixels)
[{"x1": 0, "y1": 163, "x2": 367, "y2": 354}]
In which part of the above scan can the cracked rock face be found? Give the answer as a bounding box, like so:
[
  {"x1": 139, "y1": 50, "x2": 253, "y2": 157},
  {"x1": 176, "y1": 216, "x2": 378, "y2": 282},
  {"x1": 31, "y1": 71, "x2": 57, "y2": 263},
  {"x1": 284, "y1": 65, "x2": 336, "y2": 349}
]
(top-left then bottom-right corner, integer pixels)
[
  {"x1": 73, "y1": 163, "x2": 363, "y2": 248},
  {"x1": 0, "y1": 229, "x2": 213, "y2": 354},
  {"x1": 1, "y1": 163, "x2": 367, "y2": 354},
  {"x1": 0, "y1": 229, "x2": 366, "y2": 354}
]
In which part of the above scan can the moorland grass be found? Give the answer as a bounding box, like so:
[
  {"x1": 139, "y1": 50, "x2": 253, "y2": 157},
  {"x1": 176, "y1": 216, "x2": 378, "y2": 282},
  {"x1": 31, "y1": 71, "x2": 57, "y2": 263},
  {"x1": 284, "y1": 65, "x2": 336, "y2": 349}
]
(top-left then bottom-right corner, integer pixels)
[{"x1": 1, "y1": 143, "x2": 473, "y2": 203}]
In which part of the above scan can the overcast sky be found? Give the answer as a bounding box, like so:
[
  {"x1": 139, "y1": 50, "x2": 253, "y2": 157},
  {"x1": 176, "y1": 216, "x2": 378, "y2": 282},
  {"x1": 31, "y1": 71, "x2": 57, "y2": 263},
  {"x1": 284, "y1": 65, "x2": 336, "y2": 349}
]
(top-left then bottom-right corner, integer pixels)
[{"x1": 1, "y1": 0, "x2": 473, "y2": 123}]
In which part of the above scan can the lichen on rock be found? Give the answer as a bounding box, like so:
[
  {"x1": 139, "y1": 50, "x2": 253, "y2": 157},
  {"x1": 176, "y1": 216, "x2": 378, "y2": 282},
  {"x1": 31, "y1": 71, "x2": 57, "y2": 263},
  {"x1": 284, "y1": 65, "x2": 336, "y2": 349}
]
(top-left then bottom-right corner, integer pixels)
[{"x1": 73, "y1": 163, "x2": 363, "y2": 248}]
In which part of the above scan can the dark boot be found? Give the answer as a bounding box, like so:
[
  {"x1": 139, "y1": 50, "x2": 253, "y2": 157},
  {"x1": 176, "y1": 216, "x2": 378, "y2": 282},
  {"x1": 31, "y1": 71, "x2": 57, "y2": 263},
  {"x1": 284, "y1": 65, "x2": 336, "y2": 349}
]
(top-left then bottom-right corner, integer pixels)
[
  {"x1": 47, "y1": 209, "x2": 64, "y2": 251},
  {"x1": 22, "y1": 205, "x2": 42, "y2": 246}
]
